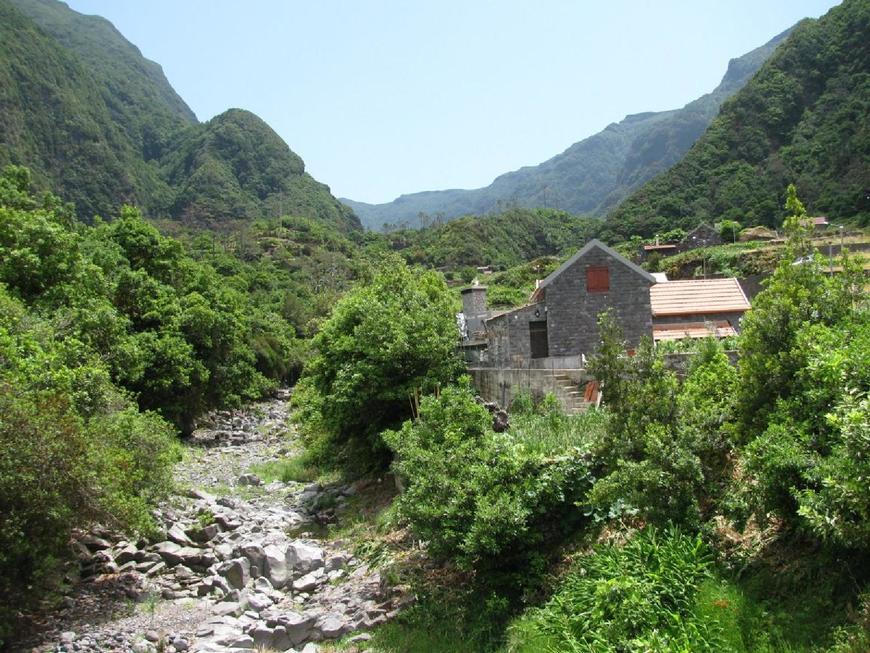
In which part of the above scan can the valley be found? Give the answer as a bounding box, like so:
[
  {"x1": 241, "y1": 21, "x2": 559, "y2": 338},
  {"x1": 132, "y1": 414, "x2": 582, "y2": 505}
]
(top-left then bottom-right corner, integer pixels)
[{"x1": 1, "y1": 0, "x2": 869, "y2": 651}]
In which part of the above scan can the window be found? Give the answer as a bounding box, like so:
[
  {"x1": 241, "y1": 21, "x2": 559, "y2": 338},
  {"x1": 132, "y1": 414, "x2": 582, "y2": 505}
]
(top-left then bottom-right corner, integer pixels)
[
  {"x1": 529, "y1": 321, "x2": 549, "y2": 359},
  {"x1": 586, "y1": 265, "x2": 609, "y2": 292}
]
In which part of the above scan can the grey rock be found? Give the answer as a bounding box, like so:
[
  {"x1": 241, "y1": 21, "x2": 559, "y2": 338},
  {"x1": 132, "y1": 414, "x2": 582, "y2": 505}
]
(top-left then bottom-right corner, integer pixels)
[
  {"x1": 263, "y1": 544, "x2": 290, "y2": 588},
  {"x1": 218, "y1": 558, "x2": 251, "y2": 590},
  {"x1": 167, "y1": 523, "x2": 196, "y2": 547},
  {"x1": 114, "y1": 543, "x2": 139, "y2": 565},
  {"x1": 292, "y1": 570, "x2": 323, "y2": 592},
  {"x1": 237, "y1": 473, "x2": 262, "y2": 486},
  {"x1": 286, "y1": 542, "x2": 324, "y2": 573},
  {"x1": 213, "y1": 601, "x2": 242, "y2": 617},
  {"x1": 314, "y1": 613, "x2": 349, "y2": 639},
  {"x1": 236, "y1": 543, "x2": 266, "y2": 572},
  {"x1": 153, "y1": 541, "x2": 184, "y2": 565}
]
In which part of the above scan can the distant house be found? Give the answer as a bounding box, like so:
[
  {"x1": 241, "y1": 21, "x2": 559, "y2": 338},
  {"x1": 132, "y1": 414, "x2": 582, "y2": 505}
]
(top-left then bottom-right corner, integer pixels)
[
  {"x1": 460, "y1": 239, "x2": 751, "y2": 368},
  {"x1": 639, "y1": 241, "x2": 678, "y2": 260},
  {"x1": 682, "y1": 223, "x2": 722, "y2": 249},
  {"x1": 801, "y1": 216, "x2": 829, "y2": 230}
]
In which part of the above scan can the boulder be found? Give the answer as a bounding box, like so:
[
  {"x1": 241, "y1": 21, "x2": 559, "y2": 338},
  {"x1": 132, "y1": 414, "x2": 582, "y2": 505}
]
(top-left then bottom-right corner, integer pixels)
[
  {"x1": 263, "y1": 544, "x2": 290, "y2": 589},
  {"x1": 286, "y1": 542, "x2": 324, "y2": 574},
  {"x1": 218, "y1": 558, "x2": 250, "y2": 590}
]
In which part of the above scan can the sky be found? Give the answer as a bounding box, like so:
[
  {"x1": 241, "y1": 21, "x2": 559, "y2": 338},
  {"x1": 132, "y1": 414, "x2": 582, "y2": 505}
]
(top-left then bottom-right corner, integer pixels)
[{"x1": 66, "y1": 0, "x2": 840, "y2": 204}]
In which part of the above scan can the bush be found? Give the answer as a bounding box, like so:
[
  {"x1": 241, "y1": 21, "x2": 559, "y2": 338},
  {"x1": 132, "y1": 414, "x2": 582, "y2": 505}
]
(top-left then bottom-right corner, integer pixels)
[
  {"x1": 507, "y1": 527, "x2": 724, "y2": 652},
  {"x1": 296, "y1": 257, "x2": 462, "y2": 467},
  {"x1": 385, "y1": 382, "x2": 595, "y2": 574}
]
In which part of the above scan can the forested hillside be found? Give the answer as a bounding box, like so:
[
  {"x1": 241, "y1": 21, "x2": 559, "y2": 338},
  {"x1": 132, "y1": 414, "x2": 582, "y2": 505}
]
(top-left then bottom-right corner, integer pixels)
[
  {"x1": 0, "y1": 0, "x2": 359, "y2": 231},
  {"x1": 342, "y1": 28, "x2": 791, "y2": 230},
  {"x1": 605, "y1": 0, "x2": 870, "y2": 239}
]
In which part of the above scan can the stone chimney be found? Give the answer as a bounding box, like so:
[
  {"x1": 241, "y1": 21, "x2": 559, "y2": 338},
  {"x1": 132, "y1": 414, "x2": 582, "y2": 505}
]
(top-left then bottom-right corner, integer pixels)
[{"x1": 460, "y1": 283, "x2": 488, "y2": 338}]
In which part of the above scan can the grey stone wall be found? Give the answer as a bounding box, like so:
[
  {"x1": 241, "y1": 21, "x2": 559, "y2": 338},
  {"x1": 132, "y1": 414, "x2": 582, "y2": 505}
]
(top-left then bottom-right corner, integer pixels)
[
  {"x1": 468, "y1": 367, "x2": 591, "y2": 409},
  {"x1": 485, "y1": 303, "x2": 543, "y2": 367},
  {"x1": 545, "y1": 247, "x2": 653, "y2": 357}
]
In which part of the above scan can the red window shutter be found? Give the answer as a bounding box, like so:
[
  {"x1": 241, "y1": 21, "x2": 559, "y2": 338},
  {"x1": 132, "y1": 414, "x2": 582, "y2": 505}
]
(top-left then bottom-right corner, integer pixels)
[{"x1": 586, "y1": 266, "x2": 609, "y2": 292}]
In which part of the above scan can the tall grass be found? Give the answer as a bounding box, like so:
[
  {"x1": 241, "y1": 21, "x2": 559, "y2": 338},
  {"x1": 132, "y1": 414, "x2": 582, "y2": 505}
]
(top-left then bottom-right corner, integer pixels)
[
  {"x1": 506, "y1": 527, "x2": 724, "y2": 652},
  {"x1": 509, "y1": 409, "x2": 608, "y2": 458}
]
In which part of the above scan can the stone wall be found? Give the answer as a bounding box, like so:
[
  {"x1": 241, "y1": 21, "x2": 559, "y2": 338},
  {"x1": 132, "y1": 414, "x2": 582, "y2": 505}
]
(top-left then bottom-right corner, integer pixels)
[
  {"x1": 484, "y1": 303, "x2": 544, "y2": 367},
  {"x1": 468, "y1": 366, "x2": 590, "y2": 409}
]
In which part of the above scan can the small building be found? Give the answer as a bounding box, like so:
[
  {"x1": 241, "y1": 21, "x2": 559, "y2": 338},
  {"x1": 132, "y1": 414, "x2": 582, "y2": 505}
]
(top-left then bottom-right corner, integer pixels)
[
  {"x1": 682, "y1": 223, "x2": 722, "y2": 249},
  {"x1": 801, "y1": 216, "x2": 829, "y2": 230},
  {"x1": 639, "y1": 241, "x2": 678, "y2": 260},
  {"x1": 475, "y1": 239, "x2": 656, "y2": 368},
  {"x1": 650, "y1": 278, "x2": 751, "y2": 342}
]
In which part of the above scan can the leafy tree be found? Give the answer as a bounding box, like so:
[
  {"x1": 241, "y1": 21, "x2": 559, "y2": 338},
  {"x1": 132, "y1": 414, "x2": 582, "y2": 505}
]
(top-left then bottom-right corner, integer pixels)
[{"x1": 296, "y1": 257, "x2": 462, "y2": 465}]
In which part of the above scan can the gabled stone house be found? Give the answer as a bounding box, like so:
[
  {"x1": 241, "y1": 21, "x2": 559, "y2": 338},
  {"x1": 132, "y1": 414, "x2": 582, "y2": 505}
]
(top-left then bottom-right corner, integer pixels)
[{"x1": 460, "y1": 239, "x2": 751, "y2": 409}]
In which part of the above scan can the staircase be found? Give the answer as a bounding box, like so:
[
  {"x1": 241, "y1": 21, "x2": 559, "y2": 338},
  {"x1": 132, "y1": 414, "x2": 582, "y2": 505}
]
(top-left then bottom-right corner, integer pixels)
[{"x1": 551, "y1": 374, "x2": 596, "y2": 415}]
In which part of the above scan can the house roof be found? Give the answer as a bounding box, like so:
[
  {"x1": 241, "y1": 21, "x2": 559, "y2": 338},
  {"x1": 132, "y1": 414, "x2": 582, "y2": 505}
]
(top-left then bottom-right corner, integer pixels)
[
  {"x1": 650, "y1": 278, "x2": 750, "y2": 317},
  {"x1": 536, "y1": 239, "x2": 657, "y2": 294},
  {"x1": 653, "y1": 321, "x2": 738, "y2": 341},
  {"x1": 643, "y1": 243, "x2": 677, "y2": 251}
]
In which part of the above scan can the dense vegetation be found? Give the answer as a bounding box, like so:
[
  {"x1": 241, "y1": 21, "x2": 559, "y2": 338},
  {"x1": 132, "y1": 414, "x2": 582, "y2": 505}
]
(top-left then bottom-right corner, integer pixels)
[
  {"x1": 295, "y1": 187, "x2": 870, "y2": 652},
  {"x1": 0, "y1": 0, "x2": 358, "y2": 230},
  {"x1": 605, "y1": 0, "x2": 870, "y2": 239},
  {"x1": 343, "y1": 28, "x2": 790, "y2": 230},
  {"x1": 378, "y1": 207, "x2": 597, "y2": 272}
]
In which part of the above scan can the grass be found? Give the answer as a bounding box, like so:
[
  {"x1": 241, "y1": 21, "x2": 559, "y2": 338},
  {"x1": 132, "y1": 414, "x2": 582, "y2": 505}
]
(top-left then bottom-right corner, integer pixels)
[
  {"x1": 508, "y1": 409, "x2": 607, "y2": 458},
  {"x1": 250, "y1": 451, "x2": 321, "y2": 484}
]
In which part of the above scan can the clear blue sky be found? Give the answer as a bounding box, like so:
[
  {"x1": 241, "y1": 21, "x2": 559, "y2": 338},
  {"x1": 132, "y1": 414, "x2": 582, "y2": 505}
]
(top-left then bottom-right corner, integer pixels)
[{"x1": 67, "y1": 0, "x2": 839, "y2": 204}]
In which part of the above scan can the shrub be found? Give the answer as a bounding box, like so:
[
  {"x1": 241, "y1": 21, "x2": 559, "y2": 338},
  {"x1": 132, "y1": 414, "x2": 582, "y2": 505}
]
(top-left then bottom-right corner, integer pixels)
[
  {"x1": 296, "y1": 257, "x2": 462, "y2": 467},
  {"x1": 507, "y1": 527, "x2": 725, "y2": 652},
  {"x1": 385, "y1": 382, "x2": 595, "y2": 574}
]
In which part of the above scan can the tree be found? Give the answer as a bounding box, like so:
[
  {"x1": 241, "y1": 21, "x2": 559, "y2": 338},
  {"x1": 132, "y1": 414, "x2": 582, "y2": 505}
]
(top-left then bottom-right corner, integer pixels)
[{"x1": 296, "y1": 257, "x2": 462, "y2": 466}]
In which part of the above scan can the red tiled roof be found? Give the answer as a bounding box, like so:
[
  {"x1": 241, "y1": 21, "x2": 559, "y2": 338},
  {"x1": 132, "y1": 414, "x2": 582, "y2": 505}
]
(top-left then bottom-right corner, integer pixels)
[
  {"x1": 653, "y1": 321, "x2": 738, "y2": 341},
  {"x1": 650, "y1": 278, "x2": 750, "y2": 317}
]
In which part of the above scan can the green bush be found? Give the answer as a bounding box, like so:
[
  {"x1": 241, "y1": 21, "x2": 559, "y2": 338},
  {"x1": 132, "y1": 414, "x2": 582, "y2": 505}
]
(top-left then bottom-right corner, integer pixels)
[
  {"x1": 385, "y1": 382, "x2": 595, "y2": 574},
  {"x1": 296, "y1": 257, "x2": 462, "y2": 467},
  {"x1": 507, "y1": 527, "x2": 725, "y2": 652},
  {"x1": 588, "y1": 316, "x2": 738, "y2": 526}
]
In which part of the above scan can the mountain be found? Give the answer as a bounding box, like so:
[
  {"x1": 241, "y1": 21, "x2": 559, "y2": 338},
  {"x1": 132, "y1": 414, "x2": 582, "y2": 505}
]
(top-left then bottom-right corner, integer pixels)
[
  {"x1": 605, "y1": 0, "x2": 870, "y2": 238},
  {"x1": 0, "y1": 0, "x2": 171, "y2": 218},
  {"x1": 0, "y1": 0, "x2": 359, "y2": 232},
  {"x1": 160, "y1": 109, "x2": 358, "y2": 231},
  {"x1": 342, "y1": 28, "x2": 793, "y2": 231}
]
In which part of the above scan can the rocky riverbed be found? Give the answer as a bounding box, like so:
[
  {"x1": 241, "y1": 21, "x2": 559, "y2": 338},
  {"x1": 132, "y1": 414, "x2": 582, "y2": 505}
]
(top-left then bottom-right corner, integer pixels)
[{"x1": 15, "y1": 391, "x2": 409, "y2": 653}]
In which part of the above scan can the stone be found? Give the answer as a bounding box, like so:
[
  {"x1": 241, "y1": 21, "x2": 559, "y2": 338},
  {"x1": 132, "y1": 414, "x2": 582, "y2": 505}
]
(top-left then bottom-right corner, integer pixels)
[
  {"x1": 60, "y1": 631, "x2": 76, "y2": 644},
  {"x1": 79, "y1": 533, "x2": 113, "y2": 551},
  {"x1": 229, "y1": 633, "x2": 255, "y2": 648},
  {"x1": 286, "y1": 542, "x2": 324, "y2": 573},
  {"x1": 247, "y1": 592, "x2": 272, "y2": 612},
  {"x1": 324, "y1": 554, "x2": 349, "y2": 572},
  {"x1": 167, "y1": 523, "x2": 196, "y2": 547},
  {"x1": 173, "y1": 637, "x2": 190, "y2": 652},
  {"x1": 249, "y1": 625, "x2": 275, "y2": 648},
  {"x1": 292, "y1": 570, "x2": 323, "y2": 593},
  {"x1": 114, "y1": 543, "x2": 139, "y2": 565},
  {"x1": 213, "y1": 601, "x2": 242, "y2": 617},
  {"x1": 153, "y1": 541, "x2": 184, "y2": 566},
  {"x1": 315, "y1": 613, "x2": 349, "y2": 639},
  {"x1": 236, "y1": 543, "x2": 266, "y2": 571},
  {"x1": 277, "y1": 611, "x2": 315, "y2": 645},
  {"x1": 219, "y1": 558, "x2": 251, "y2": 590},
  {"x1": 271, "y1": 625, "x2": 291, "y2": 650},
  {"x1": 145, "y1": 630, "x2": 160, "y2": 642},
  {"x1": 263, "y1": 544, "x2": 290, "y2": 589},
  {"x1": 237, "y1": 473, "x2": 262, "y2": 486}
]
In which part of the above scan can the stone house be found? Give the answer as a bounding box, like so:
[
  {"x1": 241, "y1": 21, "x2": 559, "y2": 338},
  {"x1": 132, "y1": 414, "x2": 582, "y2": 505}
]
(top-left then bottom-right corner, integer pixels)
[{"x1": 459, "y1": 239, "x2": 751, "y2": 409}]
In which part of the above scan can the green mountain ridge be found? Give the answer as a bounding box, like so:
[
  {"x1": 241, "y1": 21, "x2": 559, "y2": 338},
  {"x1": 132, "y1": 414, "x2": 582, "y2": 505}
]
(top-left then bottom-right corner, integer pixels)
[
  {"x1": 0, "y1": 0, "x2": 360, "y2": 232},
  {"x1": 604, "y1": 0, "x2": 870, "y2": 238},
  {"x1": 341, "y1": 27, "x2": 793, "y2": 231}
]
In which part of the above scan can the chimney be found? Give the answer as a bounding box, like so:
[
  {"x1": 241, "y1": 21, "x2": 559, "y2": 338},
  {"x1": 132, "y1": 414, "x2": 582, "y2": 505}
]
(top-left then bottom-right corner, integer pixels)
[{"x1": 461, "y1": 283, "x2": 488, "y2": 317}]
